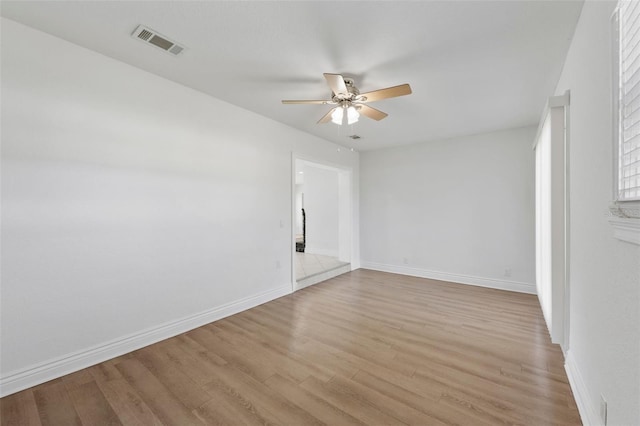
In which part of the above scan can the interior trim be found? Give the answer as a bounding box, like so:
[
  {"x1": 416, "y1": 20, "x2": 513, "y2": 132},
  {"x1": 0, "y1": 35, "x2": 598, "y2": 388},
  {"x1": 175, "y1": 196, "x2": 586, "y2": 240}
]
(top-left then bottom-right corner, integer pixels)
[
  {"x1": 360, "y1": 262, "x2": 536, "y2": 294},
  {"x1": 565, "y1": 350, "x2": 600, "y2": 426},
  {"x1": 608, "y1": 217, "x2": 640, "y2": 245},
  {"x1": 0, "y1": 284, "x2": 292, "y2": 398}
]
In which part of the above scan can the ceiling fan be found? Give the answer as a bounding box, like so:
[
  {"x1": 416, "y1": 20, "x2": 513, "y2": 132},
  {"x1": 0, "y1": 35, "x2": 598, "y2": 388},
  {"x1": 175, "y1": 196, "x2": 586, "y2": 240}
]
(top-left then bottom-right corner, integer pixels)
[{"x1": 282, "y1": 73, "x2": 412, "y2": 125}]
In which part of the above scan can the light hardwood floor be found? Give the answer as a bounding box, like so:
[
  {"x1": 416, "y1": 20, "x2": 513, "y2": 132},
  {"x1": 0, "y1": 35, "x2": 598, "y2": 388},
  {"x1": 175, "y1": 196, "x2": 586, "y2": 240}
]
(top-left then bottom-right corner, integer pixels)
[{"x1": 1, "y1": 269, "x2": 581, "y2": 425}]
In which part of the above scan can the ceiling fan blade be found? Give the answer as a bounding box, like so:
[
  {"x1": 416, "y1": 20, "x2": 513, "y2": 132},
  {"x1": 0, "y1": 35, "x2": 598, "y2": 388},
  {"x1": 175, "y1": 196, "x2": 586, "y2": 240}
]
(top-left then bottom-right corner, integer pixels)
[
  {"x1": 317, "y1": 107, "x2": 337, "y2": 124},
  {"x1": 359, "y1": 84, "x2": 412, "y2": 102},
  {"x1": 324, "y1": 73, "x2": 348, "y2": 96},
  {"x1": 282, "y1": 100, "x2": 331, "y2": 104},
  {"x1": 358, "y1": 104, "x2": 388, "y2": 121}
]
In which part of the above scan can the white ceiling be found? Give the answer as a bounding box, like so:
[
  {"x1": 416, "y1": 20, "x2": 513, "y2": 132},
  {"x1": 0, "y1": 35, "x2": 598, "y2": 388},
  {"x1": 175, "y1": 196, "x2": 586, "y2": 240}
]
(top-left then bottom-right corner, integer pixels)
[{"x1": 1, "y1": 1, "x2": 583, "y2": 151}]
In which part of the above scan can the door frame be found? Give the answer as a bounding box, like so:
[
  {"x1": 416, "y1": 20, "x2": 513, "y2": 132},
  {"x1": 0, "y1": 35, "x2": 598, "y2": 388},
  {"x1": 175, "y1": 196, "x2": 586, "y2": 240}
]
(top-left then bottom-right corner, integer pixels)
[
  {"x1": 290, "y1": 153, "x2": 354, "y2": 292},
  {"x1": 533, "y1": 90, "x2": 570, "y2": 352}
]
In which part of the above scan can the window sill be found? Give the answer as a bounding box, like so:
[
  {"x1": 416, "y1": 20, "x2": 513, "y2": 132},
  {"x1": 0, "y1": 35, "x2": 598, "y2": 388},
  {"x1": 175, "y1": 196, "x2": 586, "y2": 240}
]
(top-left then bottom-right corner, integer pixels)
[{"x1": 608, "y1": 216, "x2": 640, "y2": 245}]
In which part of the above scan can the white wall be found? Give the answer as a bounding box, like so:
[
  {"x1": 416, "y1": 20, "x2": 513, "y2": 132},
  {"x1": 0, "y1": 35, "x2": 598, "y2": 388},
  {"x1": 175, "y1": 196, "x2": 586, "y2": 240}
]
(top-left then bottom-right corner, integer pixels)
[
  {"x1": 338, "y1": 171, "x2": 352, "y2": 263},
  {"x1": 301, "y1": 164, "x2": 340, "y2": 257},
  {"x1": 360, "y1": 126, "x2": 536, "y2": 293},
  {"x1": 0, "y1": 18, "x2": 359, "y2": 395},
  {"x1": 553, "y1": 2, "x2": 640, "y2": 424}
]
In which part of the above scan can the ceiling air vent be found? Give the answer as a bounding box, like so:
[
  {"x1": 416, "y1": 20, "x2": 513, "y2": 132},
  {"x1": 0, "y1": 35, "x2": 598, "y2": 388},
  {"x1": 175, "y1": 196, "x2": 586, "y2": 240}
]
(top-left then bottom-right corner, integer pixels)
[{"x1": 131, "y1": 25, "x2": 185, "y2": 56}]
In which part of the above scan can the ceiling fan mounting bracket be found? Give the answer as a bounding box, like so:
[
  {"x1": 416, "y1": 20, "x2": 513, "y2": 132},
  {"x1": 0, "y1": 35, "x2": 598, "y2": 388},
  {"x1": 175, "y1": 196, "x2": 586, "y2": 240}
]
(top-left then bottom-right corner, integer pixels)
[{"x1": 343, "y1": 77, "x2": 356, "y2": 88}]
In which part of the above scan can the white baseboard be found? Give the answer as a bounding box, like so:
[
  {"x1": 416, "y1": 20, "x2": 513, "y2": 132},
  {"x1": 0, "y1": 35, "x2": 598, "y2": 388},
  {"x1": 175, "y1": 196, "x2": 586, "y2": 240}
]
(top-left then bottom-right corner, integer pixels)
[
  {"x1": 565, "y1": 350, "x2": 600, "y2": 426},
  {"x1": 0, "y1": 284, "x2": 291, "y2": 397},
  {"x1": 360, "y1": 261, "x2": 536, "y2": 294},
  {"x1": 304, "y1": 247, "x2": 339, "y2": 257}
]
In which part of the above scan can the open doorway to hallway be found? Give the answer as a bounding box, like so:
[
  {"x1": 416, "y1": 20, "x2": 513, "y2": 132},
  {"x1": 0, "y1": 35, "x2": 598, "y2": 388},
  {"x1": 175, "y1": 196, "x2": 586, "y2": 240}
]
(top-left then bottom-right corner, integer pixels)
[{"x1": 294, "y1": 159, "x2": 351, "y2": 289}]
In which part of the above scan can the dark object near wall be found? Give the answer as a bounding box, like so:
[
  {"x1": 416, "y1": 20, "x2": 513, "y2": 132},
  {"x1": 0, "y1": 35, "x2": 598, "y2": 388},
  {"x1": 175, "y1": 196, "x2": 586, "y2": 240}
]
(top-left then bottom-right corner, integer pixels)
[{"x1": 296, "y1": 208, "x2": 306, "y2": 253}]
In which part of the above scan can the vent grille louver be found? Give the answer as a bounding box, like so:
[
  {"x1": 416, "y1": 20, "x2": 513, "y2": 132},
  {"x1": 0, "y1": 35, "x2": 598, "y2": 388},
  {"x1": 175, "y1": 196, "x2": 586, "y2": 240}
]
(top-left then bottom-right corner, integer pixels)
[
  {"x1": 131, "y1": 25, "x2": 185, "y2": 56},
  {"x1": 137, "y1": 29, "x2": 153, "y2": 41}
]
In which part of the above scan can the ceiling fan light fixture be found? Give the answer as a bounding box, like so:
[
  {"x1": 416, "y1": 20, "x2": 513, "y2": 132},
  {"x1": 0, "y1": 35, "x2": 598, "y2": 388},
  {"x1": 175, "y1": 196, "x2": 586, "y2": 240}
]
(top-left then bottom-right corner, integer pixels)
[
  {"x1": 331, "y1": 107, "x2": 344, "y2": 125},
  {"x1": 347, "y1": 106, "x2": 359, "y2": 125}
]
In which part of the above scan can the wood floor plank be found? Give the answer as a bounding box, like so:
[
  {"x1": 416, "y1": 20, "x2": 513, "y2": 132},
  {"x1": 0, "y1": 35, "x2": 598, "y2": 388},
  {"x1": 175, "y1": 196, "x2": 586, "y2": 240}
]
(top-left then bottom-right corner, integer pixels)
[
  {"x1": 115, "y1": 358, "x2": 204, "y2": 425},
  {"x1": 193, "y1": 397, "x2": 259, "y2": 426},
  {"x1": 202, "y1": 363, "x2": 324, "y2": 426},
  {"x1": 216, "y1": 316, "x2": 335, "y2": 382},
  {"x1": 208, "y1": 322, "x2": 313, "y2": 383},
  {"x1": 88, "y1": 361, "x2": 124, "y2": 383},
  {"x1": 94, "y1": 379, "x2": 163, "y2": 426},
  {"x1": 411, "y1": 361, "x2": 581, "y2": 424},
  {"x1": 32, "y1": 381, "x2": 82, "y2": 426},
  {"x1": 327, "y1": 373, "x2": 446, "y2": 426},
  {"x1": 159, "y1": 337, "x2": 227, "y2": 386},
  {"x1": 290, "y1": 340, "x2": 360, "y2": 379},
  {"x1": 264, "y1": 374, "x2": 366, "y2": 426},
  {"x1": 68, "y1": 381, "x2": 122, "y2": 426},
  {"x1": 196, "y1": 376, "x2": 273, "y2": 426},
  {"x1": 174, "y1": 334, "x2": 228, "y2": 368},
  {"x1": 0, "y1": 390, "x2": 42, "y2": 426},
  {"x1": 62, "y1": 369, "x2": 95, "y2": 393},
  {"x1": 186, "y1": 327, "x2": 277, "y2": 383},
  {"x1": 298, "y1": 375, "x2": 406, "y2": 425},
  {"x1": 134, "y1": 344, "x2": 212, "y2": 410},
  {"x1": 0, "y1": 269, "x2": 581, "y2": 425},
  {"x1": 295, "y1": 338, "x2": 413, "y2": 381},
  {"x1": 350, "y1": 370, "x2": 490, "y2": 426}
]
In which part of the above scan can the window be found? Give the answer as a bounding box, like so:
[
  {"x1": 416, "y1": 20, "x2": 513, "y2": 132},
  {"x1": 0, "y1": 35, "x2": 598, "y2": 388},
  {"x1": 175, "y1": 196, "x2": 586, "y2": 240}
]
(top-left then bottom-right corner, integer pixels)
[
  {"x1": 611, "y1": 1, "x2": 640, "y2": 244},
  {"x1": 614, "y1": 1, "x2": 640, "y2": 203}
]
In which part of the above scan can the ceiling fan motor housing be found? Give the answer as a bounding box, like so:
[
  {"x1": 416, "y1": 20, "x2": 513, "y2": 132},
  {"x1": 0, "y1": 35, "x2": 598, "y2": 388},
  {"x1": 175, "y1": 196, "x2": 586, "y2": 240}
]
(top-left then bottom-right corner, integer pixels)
[{"x1": 333, "y1": 77, "x2": 360, "y2": 102}]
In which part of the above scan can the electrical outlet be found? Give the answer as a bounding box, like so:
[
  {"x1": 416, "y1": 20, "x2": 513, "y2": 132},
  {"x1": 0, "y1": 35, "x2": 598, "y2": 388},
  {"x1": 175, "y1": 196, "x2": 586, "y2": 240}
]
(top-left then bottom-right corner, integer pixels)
[
  {"x1": 403, "y1": 257, "x2": 409, "y2": 265},
  {"x1": 276, "y1": 261, "x2": 281, "y2": 269},
  {"x1": 504, "y1": 268, "x2": 512, "y2": 277},
  {"x1": 600, "y1": 394, "x2": 607, "y2": 425}
]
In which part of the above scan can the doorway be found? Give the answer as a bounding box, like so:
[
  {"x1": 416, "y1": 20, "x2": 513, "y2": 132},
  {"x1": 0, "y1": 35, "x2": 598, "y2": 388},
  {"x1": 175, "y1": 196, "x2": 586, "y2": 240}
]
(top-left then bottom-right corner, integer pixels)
[
  {"x1": 534, "y1": 92, "x2": 569, "y2": 350},
  {"x1": 293, "y1": 158, "x2": 352, "y2": 290}
]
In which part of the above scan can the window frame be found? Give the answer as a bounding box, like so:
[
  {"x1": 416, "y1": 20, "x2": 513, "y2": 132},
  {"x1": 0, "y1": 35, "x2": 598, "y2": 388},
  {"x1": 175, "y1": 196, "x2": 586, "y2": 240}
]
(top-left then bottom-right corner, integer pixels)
[{"x1": 611, "y1": 1, "x2": 640, "y2": 220}]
